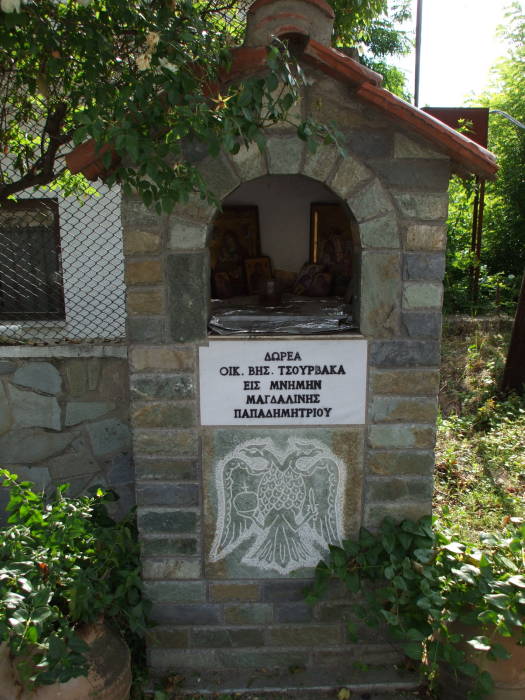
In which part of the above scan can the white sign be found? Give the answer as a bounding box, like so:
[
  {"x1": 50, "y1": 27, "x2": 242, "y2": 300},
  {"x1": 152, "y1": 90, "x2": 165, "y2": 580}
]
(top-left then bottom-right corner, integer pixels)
[{"x1": 199, "y1": 339, "x2": 367, "y2": 425}]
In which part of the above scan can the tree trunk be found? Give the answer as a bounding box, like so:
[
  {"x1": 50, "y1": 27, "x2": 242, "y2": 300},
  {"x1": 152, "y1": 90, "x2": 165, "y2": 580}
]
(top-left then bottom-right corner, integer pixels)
[{"x1": 501, "y1": 269, "x2": 525, "y2": 395}]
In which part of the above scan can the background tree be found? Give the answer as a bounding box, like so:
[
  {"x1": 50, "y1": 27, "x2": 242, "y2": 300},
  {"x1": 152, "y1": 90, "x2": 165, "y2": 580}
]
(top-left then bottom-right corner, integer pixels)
[
  {"x1": 445, "y1": 3, "x2": 525, "y2": 315},
  {"x1": 0, "y1": 0, "x2": 411, "y2": 211}
]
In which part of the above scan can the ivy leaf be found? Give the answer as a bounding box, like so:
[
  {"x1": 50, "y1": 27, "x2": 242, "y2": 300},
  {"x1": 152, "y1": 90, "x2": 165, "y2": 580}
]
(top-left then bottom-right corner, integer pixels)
[{"x1": 466, "y1": 635, "x2": 491, "y2": 651}]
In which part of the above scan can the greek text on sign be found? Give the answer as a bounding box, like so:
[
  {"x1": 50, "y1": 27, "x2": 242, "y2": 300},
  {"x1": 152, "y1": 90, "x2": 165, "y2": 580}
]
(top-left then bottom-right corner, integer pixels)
[{"x1": 199, "y1": 339, "x2": 367, "y2": 425}]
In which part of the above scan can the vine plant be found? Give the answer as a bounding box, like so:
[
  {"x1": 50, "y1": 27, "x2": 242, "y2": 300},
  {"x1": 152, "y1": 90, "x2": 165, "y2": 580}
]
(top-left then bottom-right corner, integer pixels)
[{"x1": 306, "y1": 515, "x2": 525, "y2": 698}]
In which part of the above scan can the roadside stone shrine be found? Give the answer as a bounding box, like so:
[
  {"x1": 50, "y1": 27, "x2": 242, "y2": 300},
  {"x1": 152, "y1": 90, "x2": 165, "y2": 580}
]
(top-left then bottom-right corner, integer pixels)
[{"x1": 67, "y1": 0, "x2": 498, "y2": 693}]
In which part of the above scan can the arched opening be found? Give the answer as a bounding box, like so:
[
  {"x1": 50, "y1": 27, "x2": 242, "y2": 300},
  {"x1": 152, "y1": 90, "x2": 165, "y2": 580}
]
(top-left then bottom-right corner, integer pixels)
[{"x1": 207, "y1": 174, "x2": 360, "y2": 335}]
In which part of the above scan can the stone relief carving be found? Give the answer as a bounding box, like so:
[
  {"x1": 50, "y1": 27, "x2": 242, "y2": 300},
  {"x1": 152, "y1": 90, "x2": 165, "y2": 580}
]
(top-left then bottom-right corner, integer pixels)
[{"x1": 209, "y1": 437, "x2": 346, "y2": 574}]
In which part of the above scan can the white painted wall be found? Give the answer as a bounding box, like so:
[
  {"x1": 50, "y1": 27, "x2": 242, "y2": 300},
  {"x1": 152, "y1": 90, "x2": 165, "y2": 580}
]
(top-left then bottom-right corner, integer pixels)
[{"x1": 0, "y1": 169, "x2": 125, "y2": 343}]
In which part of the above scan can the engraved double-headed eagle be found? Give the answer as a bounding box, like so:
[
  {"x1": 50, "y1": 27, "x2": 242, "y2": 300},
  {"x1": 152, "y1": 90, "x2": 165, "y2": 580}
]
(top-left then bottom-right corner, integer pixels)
[{"x1": 210, "y1": 437, "x2": 345, "y2": 574}]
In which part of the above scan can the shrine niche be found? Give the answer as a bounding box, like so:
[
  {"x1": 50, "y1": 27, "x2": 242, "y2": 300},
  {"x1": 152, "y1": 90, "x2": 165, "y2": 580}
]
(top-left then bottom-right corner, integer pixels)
[
  {"x1": 207, "y1": 174, "x2": 359, "y2": 336},
  {"x1": 79, "y1": 0, "x2": 496, "y2": 691}
]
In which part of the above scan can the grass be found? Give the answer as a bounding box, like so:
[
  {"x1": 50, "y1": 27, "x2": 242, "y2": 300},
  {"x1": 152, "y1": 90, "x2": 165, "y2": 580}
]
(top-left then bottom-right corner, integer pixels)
[{"x1": 435, "y1": 329, "x2": 525, "y2": 539}]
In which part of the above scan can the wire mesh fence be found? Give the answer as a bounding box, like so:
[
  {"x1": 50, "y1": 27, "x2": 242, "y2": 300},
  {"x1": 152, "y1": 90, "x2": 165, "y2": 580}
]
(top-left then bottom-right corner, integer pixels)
[{"x1": 0, "y1": 183, "x2": 126, "y2": 345}]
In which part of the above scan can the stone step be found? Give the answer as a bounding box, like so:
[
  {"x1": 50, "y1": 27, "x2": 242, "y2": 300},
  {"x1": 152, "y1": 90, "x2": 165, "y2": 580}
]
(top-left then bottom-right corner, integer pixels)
[{"x1": 167, "y1": 666, "x2": 422, "y2": 697}]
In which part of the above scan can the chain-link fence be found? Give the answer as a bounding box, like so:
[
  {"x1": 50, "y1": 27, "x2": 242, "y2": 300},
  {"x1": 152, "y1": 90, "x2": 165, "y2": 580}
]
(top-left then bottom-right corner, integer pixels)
[{"x1": 0, "y1": 182, "x2": 125, "y2": 346}]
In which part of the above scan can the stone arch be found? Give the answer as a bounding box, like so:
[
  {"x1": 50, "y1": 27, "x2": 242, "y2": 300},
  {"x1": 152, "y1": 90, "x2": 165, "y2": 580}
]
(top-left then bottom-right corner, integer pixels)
[{"x1": 167, "y1": 132, "x2": 403, "y2": 339}]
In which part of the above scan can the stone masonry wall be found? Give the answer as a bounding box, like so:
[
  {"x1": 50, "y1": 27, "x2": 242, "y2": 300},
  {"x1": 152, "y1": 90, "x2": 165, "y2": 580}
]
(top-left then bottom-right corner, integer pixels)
[
  {"x1": 123, "y1": 64, "x2": 451, "y2": 686},
  {"x1": 0, "y1": 348, "x2": 133, "y2": 518}
]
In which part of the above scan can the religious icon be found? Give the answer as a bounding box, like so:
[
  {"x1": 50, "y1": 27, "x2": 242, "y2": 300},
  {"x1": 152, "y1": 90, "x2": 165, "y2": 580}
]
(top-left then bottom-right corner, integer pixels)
[
  {"x1": 244, "y1": 256, "x2": 272, "y2": 294},
  {"x1": 209, "y1": 437, "x2": 345, "y2": 574},
  {"x1": 310, "y1": 203, "x2": 354, "y2": 296}
]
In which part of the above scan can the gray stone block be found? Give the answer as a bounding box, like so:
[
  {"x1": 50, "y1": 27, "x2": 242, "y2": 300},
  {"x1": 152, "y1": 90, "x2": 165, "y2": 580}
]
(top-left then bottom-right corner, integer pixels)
[
  {"x1": 133, "y1": 429, "x2": 198, "y2": 457},
  {"x1": 141, "y1": 536, "x2": 198, "y2": 557},
  {"x1": 404, "y1": 252, "x2": 446, "y2": 281},
  {"x1": 370, "y1": 369, "x2": 440, "y2": 395},
  {"x1": 149, "y1": 604, "x2": 220, "y2": 626},
  {"x1": 223, "y1": 604, "x2": 273, "y2": 625},
  {"x1": 230, "y1": 143, "x2": 267, "y2": 181},
  {"x1": 0, "y1": 382, "x2": 11, "y2": 435},
  {"x1": 370, "y1": 396, "x2": 438, "y2": 423},
  {"x1": 12, "y1": 362, "x2": 61, "y2": 395},
  {"x1": 276, "y1": 603, "x2": 314, "y2": 623},
  {"x1": 130, "y1": 374, "x2": 194, "y2": 401},
  {"x1": 138, "y1": 508, "x2": 198, "y2": 534},
  {"x1": 168, "y1": 216, "x2": 208, "y2": 250},
  {"x1": 191, "y1": 628, "x2": 265, "y2": 648},
  {"x1": 47, "y1": 448, "x2": 100, "y2": 481},
  {"x1": 65, "y1": 401, "x2": 115, "y2": 426},
  {"x1": 0, "y1": 362, "x2": 15, "y2": 375},
  {"x1": 167, "y1": 252, "x2": 208, "y2": 343},
  {"x1": 405, "y1": 223, "x2": 447, "y2": 250},
  {"x1": 216, "y1": 648, "x2": 307, "y2": 669},
  {"x1": 366, "y1": 476, "x2": 434, "y2": 502},
  {"x1": 146, "y1": 627, "x2": 189, "y2": 649},
  {"x1": 369, "y1": 159, "x2": 450, "y2": 190},
  {"x1": 394, "y1": 133, "x2": 448, "y2": 159},
  {"x1": 121, "y1": 195, "x2": 168, "y2": 236},
  {"x1": 393, "y1": 192, "x2": 448, "y2": 220},
  {"x1": 302, "y1": 143, "x2": 339, "y2": 182},
  {"x1": 359, "y1": 215, "x2": 400, "y2": 249},
  {"x1": 136, "y1": 482, "x2": 199, "y2": 507},
  {"x1": 197, "y1": 154, "x2": 240, "y2": 202},
  {"x1": 267, "y1": 625, "x2": 339, "y2": 646},
  {"x1": 134, "y1": 458, "x2": 198, "y2": 481},
  {"x1": 209, "y1": 583, "x2": 260, "y2": 603},
  {"x1": 266, "y1": 135, "x2": 304, "y2": 174},
  {"x1": 87, "y1": 418, "x2": 131, "y2": 457},
  {"x1": 364, "y1": 500, "x2": 432, "y2": 529},
  {"x1": 403, "y1": 282, "x2": 443, "y2": 309},
  {"x1": 347, "y1": 179, "x2": 393, "y2": 222},
  {"x1": 0, "y1": 429, "x2": 75, "y2": 463},
  {"x1": 368, "y1": 424, "x2": 435, "y2": 450},
  {"x1": 142, "y1": 558, "x2": 200, "y2": 580},
  {"x1": 368, "y1": 450, "x2": 435, "y2": 476},
  {"x1": 402, "y1": 312, "x2": 442, "y2": 339},
  {"x1": 150, "y1": 648, "x2": 218, "y2": 671},
  {"x1": 262, "y1": 581, "x2": 309, "y2": 603},
  {"x1": 370, "y1": 340, "x2": 440, "y2": 367},
  {"x1": 9, "y1": 386, "x2": 61, "y2": 430},
  {"x1": 105, "y1": 453, "x2": 134, "y2": 485},
  {"x1": 127, "y1": 317, "x2": 165, "y2": 344},
  {"x1": 132, "y1": 401, "x2": 195, "y2": 428},
  {"x1": 329, "y1": 155, "x2": 372, "y2": 199},
  {"x1": 360, "y1": 252, "x2": 401, "y2": 336},
  {"x1": 346, "y1": 129, "x2": 393, "y2": 159}
]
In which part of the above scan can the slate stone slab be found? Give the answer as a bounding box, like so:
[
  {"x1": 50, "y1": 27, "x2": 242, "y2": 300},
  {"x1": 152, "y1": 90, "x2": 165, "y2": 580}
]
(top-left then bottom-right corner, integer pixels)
[
  {"x1": 167, "y1": 252, "x2": 208, "y2": 343},
  {"x1": 87, "y1": 418, "x2": 131, "y2": 457},
  {"x1": 12, "y1": 362, "x2": 61, "y2": 395},
  {"x1": 0, "y1": 429, "x2": 75, "y2": 463},
  {"x1": 203, "y1": 427, "x2": 363, "y2": 579},
  {"x1": 0, "y1": 382, "x2": 11, "y2": 435},
  {"x1": 65, "y1": 401, "x2": 115, "y2": 426},
  {"x1": 0, "y1": 362, "x2": 16, "y2": 375},
  {"x1": 130, "y1": 374, "x2": 194, "y2": 401}
]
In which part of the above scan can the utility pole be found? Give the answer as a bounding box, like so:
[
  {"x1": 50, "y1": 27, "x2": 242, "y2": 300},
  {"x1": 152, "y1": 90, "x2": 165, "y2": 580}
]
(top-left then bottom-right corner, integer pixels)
[{"x1": 414, "y1": 0, "x2": 423, "y2": 107}]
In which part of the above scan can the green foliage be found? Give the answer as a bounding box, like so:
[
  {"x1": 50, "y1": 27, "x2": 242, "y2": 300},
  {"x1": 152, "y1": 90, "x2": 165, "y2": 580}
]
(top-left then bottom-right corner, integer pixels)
[
  {"x1": 445, "y1": 4, "x2": 525, "y2": 314},
  {"x1": 436, "y1": 330, "x2": 525, "y2": 539},
  {"x1": 1, "y1": 0, "x2": 411, "y2": 207},
  {"x1": 307, "y1": 515, "x2": 525, "y2": 698},
  {"x1": 0, "y1": 469, "x2": 148, "y2": 689}
]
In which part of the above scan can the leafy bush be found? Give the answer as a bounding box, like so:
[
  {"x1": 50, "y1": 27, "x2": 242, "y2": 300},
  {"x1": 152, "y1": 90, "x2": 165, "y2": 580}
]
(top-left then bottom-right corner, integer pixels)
[
  {"x1": 306, "y1": 516, "x2": 525, "y2": 699},
  {"x1": 0, "y1": 469, "x2": 148, "y2": 689}
]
